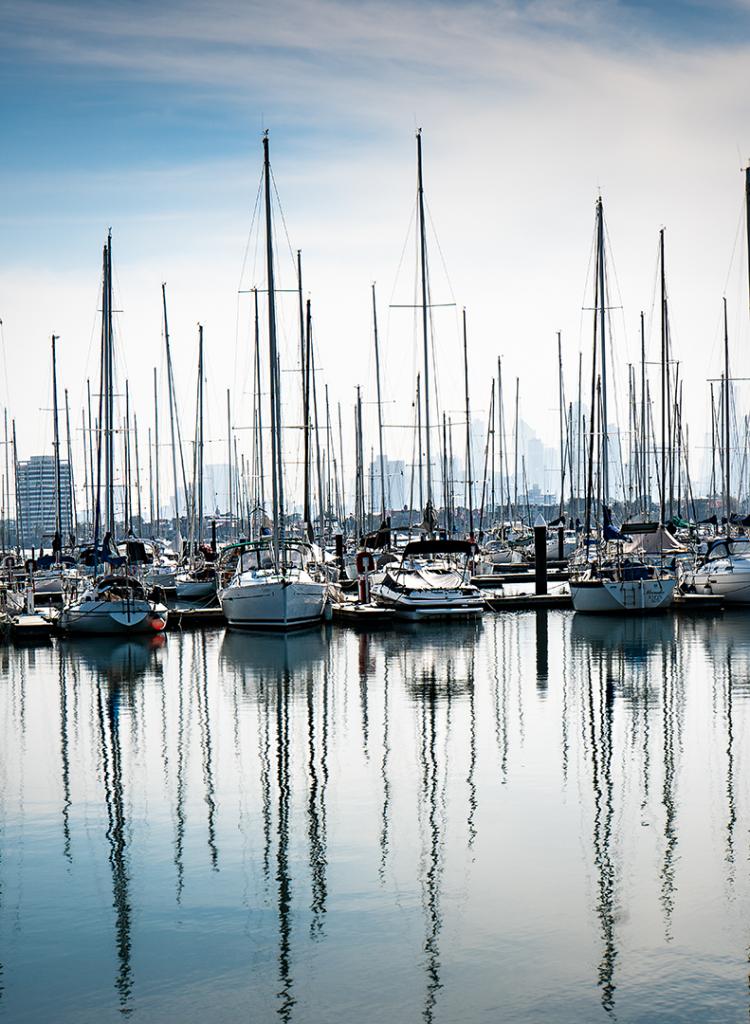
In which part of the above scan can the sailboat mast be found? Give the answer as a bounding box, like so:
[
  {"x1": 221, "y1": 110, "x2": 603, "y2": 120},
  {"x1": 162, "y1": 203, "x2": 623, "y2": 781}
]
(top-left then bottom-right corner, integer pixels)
[
  {"x1": 226, "y1": 389, "x2": 232, "y2": 538},
  {"x1": 51, "y1": 334, "x2": 62, "y2": 540},
  {"x1": 252, "y1": 288, "x2": 266, "y2": 523},
  {"x1": 557, "y1": 331, "x2": 564, "y2": 517},
  {"x1": 197, "y1": 324, "x2": 204, "y2": 545},
  {"x1": 416, "y1": 130, "x2": 433, "y2": 508},
  {"x1": 596, "y1": 198, "x2": 608, "y2": 506},
  {"x1": 64, "y1": 388, "x2": 76, "y2": 538},
  {"x1": 372, "y1": 283, "x2": 387, "y2": 522},
  {"x1": 513, "y1": 377, "x2": 519, "y2": 521},
  {"x1": 105, "y1": 232, "x2": 115, "y2": 536},
  {"x1": 745, "y1": 164, "x2": 750, "y2": 318},
  {"x1": 162, "y1": 283, "x2": 181, "y2": 548},
  {"x1": 462, "y1": 309, "x2": 474, "y2": 538},
  {"x1": 153, "y1": 367, "x2": 160, "y2": 535},
  {"x1": 724, "y1": 296, "x2": 731, "y2": 525},
  {"x1": 659, "y1": 228, "x2": 667, "y2": 525},
  {"x1": 303, "y1": 298, "x2": 312, "y2": 535},
  {"x1": 640, "y1": 311, "x2": 646, "y2": 517},
  {"x1": 263, "y1": 132, "x2": 285, "y2": 562}
]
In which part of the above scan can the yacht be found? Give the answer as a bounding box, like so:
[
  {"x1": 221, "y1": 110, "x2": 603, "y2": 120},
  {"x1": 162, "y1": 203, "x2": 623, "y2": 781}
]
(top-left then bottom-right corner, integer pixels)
[
  {"x1": 681, "y1": 536, "x2": 750, "y2": 604},
  {"x1": 371, "y1": 539, "x2": 484, "y2": 620},
  {"x1": 219, "y1": 540, "x2": 328, "y2": 629}
]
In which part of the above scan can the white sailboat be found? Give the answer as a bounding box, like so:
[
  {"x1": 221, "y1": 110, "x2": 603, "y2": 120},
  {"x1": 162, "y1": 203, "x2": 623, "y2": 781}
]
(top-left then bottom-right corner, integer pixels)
[
  {"x1": 570, "y1": 198, "x2": 674, "y2": 614},
  {"x1": 219, "y1": 132, "x2": 328, "y2": 630},
  {"x1": 61, "y1": 232, "x2": 169, "y2": 635}
]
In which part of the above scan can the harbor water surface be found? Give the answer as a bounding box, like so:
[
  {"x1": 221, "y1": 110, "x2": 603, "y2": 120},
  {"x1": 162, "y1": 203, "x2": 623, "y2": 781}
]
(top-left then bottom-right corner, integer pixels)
[{"x1": 1, "y1": 612, "x2": 749, "y2": 1022}]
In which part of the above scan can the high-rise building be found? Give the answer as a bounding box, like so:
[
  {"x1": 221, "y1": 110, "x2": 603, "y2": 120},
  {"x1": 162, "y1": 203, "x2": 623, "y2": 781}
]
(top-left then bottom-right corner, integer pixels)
[{"x1": 17, "y1": 455, "x2": 72, "y2": 546}]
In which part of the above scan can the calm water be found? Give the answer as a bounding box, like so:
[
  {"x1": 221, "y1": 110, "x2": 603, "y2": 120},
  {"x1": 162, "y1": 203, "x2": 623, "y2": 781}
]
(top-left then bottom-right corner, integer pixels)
[{"x1": 1, "y1": 612, "x2": 749, "y2": 1023}]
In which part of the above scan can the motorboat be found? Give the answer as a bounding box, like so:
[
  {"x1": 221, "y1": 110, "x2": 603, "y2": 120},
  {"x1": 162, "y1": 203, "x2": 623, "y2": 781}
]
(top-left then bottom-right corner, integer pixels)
[
  {"x1": 371, "y1": 539, "x2": 484, "y2": 620},
  {"x1": 681, "y1": 536, "x2": 750, "y2": 604}
]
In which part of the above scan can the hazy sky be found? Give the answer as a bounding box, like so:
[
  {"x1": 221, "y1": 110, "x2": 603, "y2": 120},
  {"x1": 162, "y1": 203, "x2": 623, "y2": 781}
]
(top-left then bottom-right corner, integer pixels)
[{"x1": 3, "y1": 0, "x2": 750, "y2": 498}]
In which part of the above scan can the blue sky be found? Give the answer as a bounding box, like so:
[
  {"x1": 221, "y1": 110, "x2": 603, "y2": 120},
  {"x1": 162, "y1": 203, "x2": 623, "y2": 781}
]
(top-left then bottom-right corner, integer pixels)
[{"x1": 2, "y1": 0, "x2": 750, "y2": 494}]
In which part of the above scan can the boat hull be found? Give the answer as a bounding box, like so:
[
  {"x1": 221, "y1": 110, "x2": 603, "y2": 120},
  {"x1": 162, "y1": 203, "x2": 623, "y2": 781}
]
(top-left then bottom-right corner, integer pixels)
[
  {"x1": 220, "y1": 579, "x2": 327, "y2": 629},
  {"x1": 60, "y1": 599, "x2": 168, "y2": 635},
  {"x1": 684, "y1": 569, "x2": 750, "y2": 605},
  {"x1": 570, "y1": 578, "x2": 675, "y2": 613},
  {"x1": 372, "y1": 582, "x2": 484, "y2": 620}
]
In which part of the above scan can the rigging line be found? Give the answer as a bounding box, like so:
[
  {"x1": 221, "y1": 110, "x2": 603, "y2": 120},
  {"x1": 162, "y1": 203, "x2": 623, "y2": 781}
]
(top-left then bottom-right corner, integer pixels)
[
  {"x1": 237, "y1": 170, "x2": 264, "y2": 293},
  {"x1": 269, "y1": 165, "x2": 299, "y2": 279},
  {"x1": 721, "y1": 192, "x2": 745, "y2": 300}
]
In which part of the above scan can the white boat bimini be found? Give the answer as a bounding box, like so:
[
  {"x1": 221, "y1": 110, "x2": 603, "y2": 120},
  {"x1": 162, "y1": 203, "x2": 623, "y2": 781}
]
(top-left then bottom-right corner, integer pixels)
[
  {"x1": 60, "y1": 574, "x2": 168, "y2": 635},
  {"x1": 219, "y1": 541, "x2": 328, "y2": 630},
  {"x1": 371, "y1": 539, "x2": 484, "y2": 620}
]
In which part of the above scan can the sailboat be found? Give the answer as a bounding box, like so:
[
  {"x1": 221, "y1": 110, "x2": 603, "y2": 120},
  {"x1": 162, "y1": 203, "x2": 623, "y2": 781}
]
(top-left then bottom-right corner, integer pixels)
[
  {"x1": 219, "y1": 133, "x2": 328, "y2": 630},
  {"x1": 370, "y1": 130, "x2": 484, "y2": 620},
  {"x1": 175, "y1": 325, "x2": 218, "y2": 603},
  {"x1": 569, "y1": 198, "x2": 675, "y2": 614},
  {"x1": 60, "y1": 232, "x2": 169, "y2": 635}
]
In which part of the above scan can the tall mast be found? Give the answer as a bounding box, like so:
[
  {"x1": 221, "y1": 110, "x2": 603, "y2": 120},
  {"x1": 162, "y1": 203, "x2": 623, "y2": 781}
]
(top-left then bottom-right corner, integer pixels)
[
  {"x1": 133, "y1": 412, "x2": 142, "y2": 531},
  {"x1": 416, "y1": 130, "x2": 433, "y2": 508},
  {"x1": 153, "y1": 367, "x2": 160, "y2": 535},
  {"x1": 198, "y1": 326, "x2": 204, "y2": 544},
  {"x1": 724, "y1": 296, "x2": 731, "y2": 526},
  {"x1": 51, "y1": 334, "x2": 62, "y2": 542},
  {"x1": 745, "y1": 164, "x2": 750, "y2": 318},
  {"x1": 640, "y1": 311, "x2": 646, "y2": 518},
  {"x1": 12, "y1": 420, "x2": 23, "y2": 553},
  {"x1": 596, "y1": 197, "x2": 609, "y2": 506},
  {"x1": 659, "y1": 227, "x2": 667, "y2": 524},
  {"x1": 557, "y1": 331, "x2": 564, "y2": 517},
  {"x1": 64, "y1": 388, "x2": 76, "y2": 539},
  {"x1": 105, "y1": 231, "x2": 114, "y2": 536},
  {"x1": 462, "y1": 309, "x2": 474, "y2": 538},
  {"x1": 226, "y1": 388, "x2": 232, "y2": 538},
  {"x1": 303, "y1": 298, "x2": 312, "y2": 536},
  {"x1": 162, "y1": 282, "x2": 182, "y2": 549},
  {"x1": 416, "y1": 373, "x2": 423, "y2": 512},
  {"x1": 513, "y1": 377, "x2": 519, "y2": 521},
  {"x1": 252, "y1": 288, "x2": 266, "y2": 523},
  {"x1": 337, "y1": 402, "x2": 346, "y2": 531},
  {"x1": 372, "y1": 283, "x2": 387, "y2": 522},
  {"x1": 263, "y1": 131, "x2": 285, "y2": 562}
]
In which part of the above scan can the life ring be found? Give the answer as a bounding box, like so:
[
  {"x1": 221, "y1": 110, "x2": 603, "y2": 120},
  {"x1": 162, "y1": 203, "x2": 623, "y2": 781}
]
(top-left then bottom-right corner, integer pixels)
[{"x1": 355, "y1": 550, "x2": 376, "y2": 574}]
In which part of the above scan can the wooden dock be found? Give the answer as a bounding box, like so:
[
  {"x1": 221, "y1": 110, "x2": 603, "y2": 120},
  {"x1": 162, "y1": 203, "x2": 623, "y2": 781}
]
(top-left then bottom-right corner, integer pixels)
[
  {"x1": 166, "y1": 606, "x2": 225, "y2": 630},
  {"x1": 672, "y1": 592, "x2": 724, "y2": 613},
  {"x1": 484, "y1": 592, "x2": 572, "y2": 611},
  {"x1": 332, "y1": 602, "x2": 395, "y2": 627},
  {"x1": 9, "y1": 613, "x2": 56, "y2": 642}
]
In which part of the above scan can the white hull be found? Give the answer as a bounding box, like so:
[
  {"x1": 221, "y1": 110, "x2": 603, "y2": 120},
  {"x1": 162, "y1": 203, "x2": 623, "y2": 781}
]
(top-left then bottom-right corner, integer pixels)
[
  {"x1": 684, "y1": 569, "x2": 750, "y2": 604},
  {"x1": 220, "y1": 578, "x2": 327, "y2": 629},
  {"x1": 570, "y1": 578, "x2": 675, "y2": 613},
  {"x1": 60, "y1": 598, "x2": 168, "y2": 635},
  {"x1": 372, "y1": 582, "x2": 484, "y2": 620}
]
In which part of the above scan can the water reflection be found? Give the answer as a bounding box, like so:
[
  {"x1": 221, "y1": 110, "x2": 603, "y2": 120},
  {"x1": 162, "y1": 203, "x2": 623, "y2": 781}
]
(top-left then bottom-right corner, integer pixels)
[{"x1": 2, "y1": 613, "x2": 750, "y2": 1022}]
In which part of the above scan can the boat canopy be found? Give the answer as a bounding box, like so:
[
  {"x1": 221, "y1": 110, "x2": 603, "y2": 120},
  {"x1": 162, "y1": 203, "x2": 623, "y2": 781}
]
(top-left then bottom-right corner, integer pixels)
[{"x1": 402, "y1": 540, "x2": 477, "y2": 557}]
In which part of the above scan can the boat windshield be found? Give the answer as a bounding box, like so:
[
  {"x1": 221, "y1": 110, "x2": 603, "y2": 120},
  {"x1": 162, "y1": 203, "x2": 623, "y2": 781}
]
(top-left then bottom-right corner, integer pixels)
[
  {"x1": 707, "y1": 538, "x2": 750, "y2": 560},
  {"x1": 238, "y1": 544, "x2": 311, "y2": 573}
]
